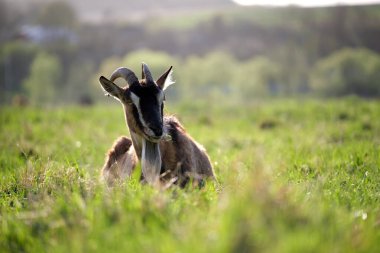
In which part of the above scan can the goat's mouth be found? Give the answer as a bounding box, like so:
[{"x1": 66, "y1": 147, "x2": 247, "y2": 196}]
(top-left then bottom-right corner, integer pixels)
[
  {"x1": 144, "y1": 133, "x2": 172, "y2": 143},
  {"x1": 144, "y1": 134, "x2": 162, "y2": 143},
  {"x1": 142, "y1": 129, "x2": 162, "y2": 143}
]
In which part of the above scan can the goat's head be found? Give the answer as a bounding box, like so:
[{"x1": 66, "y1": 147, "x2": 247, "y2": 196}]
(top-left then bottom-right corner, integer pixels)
[{"x1": 99, "y1": 63, "x2": 174, "y2": 143}]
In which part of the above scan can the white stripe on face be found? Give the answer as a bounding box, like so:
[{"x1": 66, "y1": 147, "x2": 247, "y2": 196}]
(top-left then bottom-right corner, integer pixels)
[
  {"x1": 130, "y1": 91, "x2": 140, "y2": 106},
  {"x1": 130, "y1": 92, "x2": 155, "y2": 136}
]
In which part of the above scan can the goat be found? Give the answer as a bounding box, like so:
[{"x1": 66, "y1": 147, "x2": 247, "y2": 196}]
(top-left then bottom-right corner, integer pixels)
[{"x1": 99, "y1": 63, "x2": 216, "y2": 187}]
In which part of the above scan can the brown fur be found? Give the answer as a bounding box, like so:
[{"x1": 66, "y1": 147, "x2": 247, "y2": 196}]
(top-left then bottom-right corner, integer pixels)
[
  {"x1": 101, "y1": 136, "x2": 138, "y2": 185},
  {"x1": 100, "y1": 67, "x2": 216, "y2": 187},
  {"x1": 101, "y1": 114, "x2": 216, "y2": 187},
  {"x1": 157, "y1": 116, "x2": 215, "y2": 186}
]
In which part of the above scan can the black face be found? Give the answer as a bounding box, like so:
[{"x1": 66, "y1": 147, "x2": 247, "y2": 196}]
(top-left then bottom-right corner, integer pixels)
[
  {"x1": 99, "y1": 65, "x2": 173, "y2": 142},
  {"x1": 127, "y1": 82, "x2": 165, "y2": 142}
]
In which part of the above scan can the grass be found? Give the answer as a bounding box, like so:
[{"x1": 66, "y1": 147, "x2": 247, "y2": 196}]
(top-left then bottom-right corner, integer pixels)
[{"x1": 0, "y1": 98, "x2": 379, "y2": 252}]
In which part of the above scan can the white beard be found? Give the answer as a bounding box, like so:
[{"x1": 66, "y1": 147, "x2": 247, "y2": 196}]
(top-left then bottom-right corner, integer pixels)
[{"x1": 141, "y1": 138, "x2": 161, "y2": 185}]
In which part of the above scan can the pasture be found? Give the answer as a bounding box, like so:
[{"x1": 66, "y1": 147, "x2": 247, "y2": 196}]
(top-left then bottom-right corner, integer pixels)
[{"x1": 0, "y1": 98, "x2": 379, "y2": 252}]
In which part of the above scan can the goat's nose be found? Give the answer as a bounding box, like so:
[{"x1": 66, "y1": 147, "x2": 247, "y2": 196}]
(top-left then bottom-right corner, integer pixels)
[{"x1": 150, "y1": 126, "x2": 163, "y2": 137}]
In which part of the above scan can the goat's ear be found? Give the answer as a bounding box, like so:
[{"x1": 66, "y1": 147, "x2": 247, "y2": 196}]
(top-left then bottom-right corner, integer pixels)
[
  {"x1": 99, "y1": 76, "x2": 124, "y2": 101},
  {"x1": 156, "y1": 66, "x2": 174, "y2": 90}
]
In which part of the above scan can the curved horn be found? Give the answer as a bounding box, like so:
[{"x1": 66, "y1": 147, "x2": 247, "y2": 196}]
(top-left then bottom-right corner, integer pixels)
[
  {"x1": 110, "y1": 67, "x2": 139, "y2": 86},
  {"x1": 141, "y1": 62, "x2": 154, "y2": 83}
]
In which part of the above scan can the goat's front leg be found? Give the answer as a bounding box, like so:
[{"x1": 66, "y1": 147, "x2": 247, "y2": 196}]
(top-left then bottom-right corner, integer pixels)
[{"x1": 101, "y1": 136, "x2": 138, "y2": 185}]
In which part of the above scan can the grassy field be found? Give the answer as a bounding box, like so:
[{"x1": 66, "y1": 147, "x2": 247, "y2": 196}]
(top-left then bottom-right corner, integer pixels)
[{"x1": 0, "y1": 98, "x2": 379, "y2": 252}]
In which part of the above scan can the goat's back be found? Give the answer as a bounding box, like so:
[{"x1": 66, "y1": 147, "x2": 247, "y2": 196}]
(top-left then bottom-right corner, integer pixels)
[{"x1": 161, "y1": 116, "x2": 215, "y2": 181}]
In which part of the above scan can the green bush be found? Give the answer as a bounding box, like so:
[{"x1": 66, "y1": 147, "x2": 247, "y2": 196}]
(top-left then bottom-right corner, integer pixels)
[
  {"x1": 310, "y1": 48, "x2": 380, "y2": 97},
  {"x1": 96, "y1": 51, "x2": 286, "y2": 102},
  {"x1": 0, "y1": 42, "x2": 40, "y2": 103},
  {"x1": 232, "y1": 57, "x2": 281, "y2": 98},
  {"x1": 23, "y1": 52, "x2": 62, "y2": 105},
  {"x1": 64, "y1": 60, "x2": 96, "y2": 104},
  {"x1": 180, "y1": 51, "x2": 237, "y2": 100}
]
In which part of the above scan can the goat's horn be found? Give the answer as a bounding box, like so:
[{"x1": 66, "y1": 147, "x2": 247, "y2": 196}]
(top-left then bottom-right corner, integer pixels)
[
  {"x1": 142, "y1": 62, "x2": 154, "y2": 83},
  {"x1": 110, "y1": 67, "x2": 139, "y2": 86}
]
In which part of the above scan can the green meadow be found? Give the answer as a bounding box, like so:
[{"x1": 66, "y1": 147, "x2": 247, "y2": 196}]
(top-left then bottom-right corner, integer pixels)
[{"x1": 1, "y1": 98, "x2": 379, "y2": 252}]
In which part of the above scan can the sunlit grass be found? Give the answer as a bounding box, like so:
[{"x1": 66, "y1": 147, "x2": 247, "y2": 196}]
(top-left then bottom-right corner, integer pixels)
[{"x1": 0, "y1": 98, "x2": 379, "y2": 252}]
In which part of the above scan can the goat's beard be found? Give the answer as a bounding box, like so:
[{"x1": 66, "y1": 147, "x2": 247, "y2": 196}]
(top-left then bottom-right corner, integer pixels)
[{"x1": 141, "y1": 138, "x2": 161, "y2": 185}]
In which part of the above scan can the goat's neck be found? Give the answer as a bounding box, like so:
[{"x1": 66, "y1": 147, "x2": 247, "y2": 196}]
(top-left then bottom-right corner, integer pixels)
[
  {"x1": 123, "y1": 104, "x2": 162, "y2": 184},
  {"x1": 141, "y1": 137, "x2": 161, "y2": 184},
  {"x1": 129, "y1": 127, "x2": 162, "y2": 185}
]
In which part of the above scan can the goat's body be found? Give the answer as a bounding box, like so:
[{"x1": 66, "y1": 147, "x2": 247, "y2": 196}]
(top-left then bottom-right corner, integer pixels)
[
  {"x1": 99, "y1": 64, "x2": 216, "y2": 187},
  {"x1": 160, "y1": 116, "x2": 214, "y2": 185},
  {"x1": 101, "y1": 136, "x2": 138, "y2": 185},
  {"x1": 102, "y1": 116, "x2": 215, "y2": 186}
]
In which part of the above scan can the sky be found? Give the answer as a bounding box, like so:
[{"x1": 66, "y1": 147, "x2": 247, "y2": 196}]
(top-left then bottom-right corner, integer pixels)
[{"x1": 232, "y1": 0, "x2": 380, "y2": 7}]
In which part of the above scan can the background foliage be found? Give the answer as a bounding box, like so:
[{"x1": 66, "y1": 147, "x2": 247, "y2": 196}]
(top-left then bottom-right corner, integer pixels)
[
  {"x1": 310, "y1": 48, "x2": 380, "y2": 97},
  {"x1": 1, "y1": 0, "x2": 380, "y2": 104}
]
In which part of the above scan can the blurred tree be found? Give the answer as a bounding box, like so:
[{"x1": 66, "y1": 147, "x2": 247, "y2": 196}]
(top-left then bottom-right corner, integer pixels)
[
  {"x1": 96, "y1": 56, "x2": 122, "y2": 81},
  {"x1": 310, "y1": 48, "x2": 380, "y2": 97},
  {"x1": 36, "y1": 1, "x2": 77, "y2": 28},
  {"x1": 122, "y1": 50, "x2": 180, "y2": 78},
  {"x1": 23, "y1": 52, "x2": 62, "y2": 105},
  {"x1": 232, "y1": 57, "x2": 281, "y2": 98},
  {"x1": 0, "y1": 42, "x2": 39, "y2": 104},
  {"x1": 64, "y1": 60, "x2": 95, "y2": 104},
  {"x1": 0, "y1": 0, "x2": 19, "y2": 43},
  {"x1": 93, "y1": 56, "x2": 123, "y2": 101},
  {"x1": 181, "y1": 51, "x2": 236, "y2": 99},
  {"x1": 270, "y1": 44, "x2": 310, "y2": 95}
]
